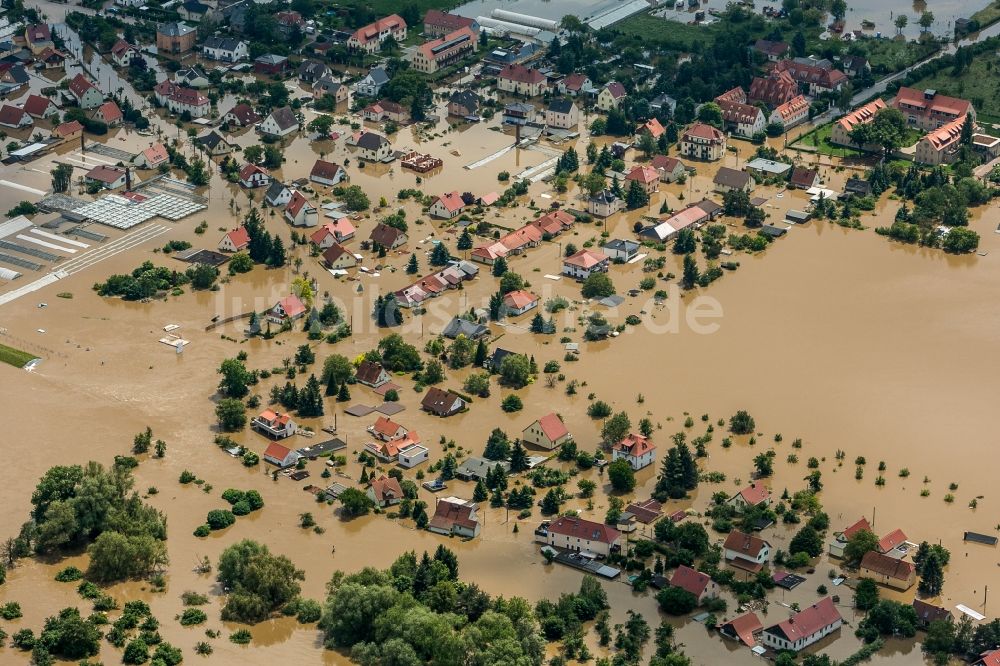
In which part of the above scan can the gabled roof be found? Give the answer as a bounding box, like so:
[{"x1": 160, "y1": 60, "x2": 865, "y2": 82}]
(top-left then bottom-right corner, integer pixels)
[
  {"x1": 429, "y1": 498, "x2": 478, "y2": 531},
  {"x1": 239, "y1": 163, "x2": 269, "y2": 181},
  {"x1": 357, "y1": 131, "x2": 389, "y2": 150},
  {"x1": 0, "y1": 104, "x2": 27, "y2": 125},
  {"x1": 650, "y1": 155, "x2": 683, "y2": 172},
  {"x1": 724, "y1": 530, "x2": 769, "y2": 558},
  {"x1": 713, "y1": 166, "x2": 751, "y2": 189},
  {"x1": 637, "y1": 117, "x2": 665, "y2": 138},
  {"x1": 503, "y1": 289, "x2": 537, "y2": 310},
  {"x1": 548, "y1": 98, "x2": 575, "y2": 114},
  {"x1": 196, "y1": 131, "x2": 228, "y2": 150},
  {"x1": 433, "y1": 191, "x2": 465, "y2": 213},
  {"x1": 311, "y1": 218, "x2": 355, "y2": 243},
  {"x1": 203, "y1": 36, "x2": 245, "y2": 51},
  {"x1": 139, "y1": 143, "x2": 169, "y2": 165},
  {"x1": 449, "y1": 89, "x2": 480, "y2": 111},
  {"x1": 95, "y1": 101, "x2": 123, "y2": 123},
  {"x1": 564, "y1": 248, "x2": 608, "y2": 269},
  {"x1": 25, "y1": 23, "x2": 51, "y2": 43},
  {"x1": 111, "y1": 39, "x2": 137, "y2": 58},
  {"x1": 977, "y1": 649, "x2": 1000, "y2": 666},
  {"x1": 224, "y1": 227, "x2": 250, "y2": 249},
  {"x1": 732, "y1": 483, "x2": 770, "y2": 506},
  {"x1": 615, "y1": 432, "x2": 655, "y2": 456},
  {"x1": 499, "y1": 63, "x2": 545, "y2": 84},
  {"x1": 721, "y1": 612, "x2": 764, "y2": 647},
  {"x1": 322, "y1": 241, "x2": 353, "y2": 266},
  {"x1": 355, "y1": 360, "x2": 386, "y2": 384},
  {"x1": 22, "y1": 94, "x2": 54, "y2": 117},
  {"x1": 363, "y1": 66, "x2": 390, "y2": 86},
  {"x1": 266, "y1": 106, "x2": 297, "y2": 131},
  {"x1": 68, "y1": 73, "x2": 97, "y2": 99},
  {"x1": 310, "y1": 159, "x2": 343, "y2": 181},
  {"x1": 369, "y1": 475, "x2": 403, "y2": 502},
  {"x1": 893, "y1": 86, "x2": 971, "y2": 118},
  {"x1": 626, "y1": 165, "x2": 659, "y2": 185},
  {"x1": 774, "y1": 94, "x2": 809, "y2": 122},
  {"x1": 351, "y1": 14, "x2": 407, "y2": 45},
  {"x1": 548, "y1": 515, "x2": 620, "y2": 544},
  {"x1": 836, "y1": 98, "x2": 888, "y2": 134},
  {"x1": 369, "y1": 222, "x2": 404, "y2": 247},
  {"x1": 753, "y1": 39, "x2": 788, "y2": 57},
  {"x1": 561, "y1": 72, "x2": 590, "y2": 91},
  {"x1": 372, "y1": 415, "x2": 405, "y2": 438},
  {"x1": 421, "y1": 386, "x2": 463, "y2": 412},
  {"x1": 54, "y1": 120, "x2": 83, "y2": 138},
  {"x1": 624, "y1": 498, "x2": 661, "y2": 524},
  {"x1": 790, "y1": 167, "x2": 819, "y2": 188},
  {"x1": 912, "y1": 599, "x2": 952, "y2": 625},
  {"x1": 265, "y1": 181, "x2": 289, "y2": 201},
  {"x1": 861, "y1": 551, "x2": 915, "y2": 581},
  {"x1": 764, "y1": 598, "x2": 842, "y2": 643},
  {"x1": 85, "y1": 165, "x2": 125, "y2": 183},
  {"x1": 683, "y1": 122, "x2": 724, "y2": 142},
  {"x1": 602, "y1": 81, "x2": 626, "y2": 99},
  {"x1": 531, "y1": 412, "x2": 568, "y2": 442},
  {"x1": 158, "y1": 21, "x2": 195, "y2": 37},
  {"x1": 274, "y1": 294, "x2": 306, "y2": 318},
  {"x1": 285, "y1": 190, "x2": 313, "y2": 218},
  {"x1": 223, "y1": 103, "x2": 260, "y2": 126},
  {"x1": 878, "y1": 528, "x2": 907, "y2": 553},
  {"x1": 424, "y1": 9, "x2": 477, "y2": 31},
  {"x1": 670, "y1": 564, "x2": 712, "y2": 598},
  {"x1": 263, "y1": 441, "x2": 292, "y2": 462},
  {"x1": 499, "y1": 225, "x2": 542, "y2": 250}
]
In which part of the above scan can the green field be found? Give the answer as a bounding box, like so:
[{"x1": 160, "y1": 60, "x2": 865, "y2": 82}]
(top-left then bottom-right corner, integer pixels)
[
  {"x1": 857, "y1": 39, "x2": 939, "y2": 75},
  {"x1": 972, "y1": 1, "x2": 1000, "y2": 29},
  {"x1": 615, "y1": 12, "x2": 722, "y2": 47},
  {"x1": 0, "y1": 342, "x2": 37, "y2": 369}
]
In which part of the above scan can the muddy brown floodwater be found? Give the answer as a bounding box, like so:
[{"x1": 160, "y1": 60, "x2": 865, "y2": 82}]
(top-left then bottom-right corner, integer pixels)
[{"x1": 0, "y1": 63, "x2": 998, "y2": 665}]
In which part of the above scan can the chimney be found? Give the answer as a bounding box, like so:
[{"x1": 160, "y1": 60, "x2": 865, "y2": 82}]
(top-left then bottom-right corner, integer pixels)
[{"x1": 125, "y1": 167, "x2": 131, "y2": 191}]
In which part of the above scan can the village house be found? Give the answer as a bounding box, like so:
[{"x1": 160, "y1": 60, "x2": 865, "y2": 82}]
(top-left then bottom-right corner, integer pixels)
[
  {"x1": 421, "y1": 386, "x2": 466, "y2": 417},
  {"x1": 394, "y1": 263, "x2": 479, "y2": 308},
  {"x1": 502, "y1": 102, "x2": 535, "y2": 125},
  {"x1": 238, "y1": 164, "x2": 270, "y2": 189},
  {"x1": 748, "y1": 71, "x2": 799, "y2": 108},
  {"x1": 68, "y1": 73, "x2": 104, "y2": 110},
  {"x1": 602, "y1": 239, "x2": 640, "y2": 262},
  {"x1": 348, "y1": 14, "x2": 407, "y2": 54},
  {"x1": 110, "y1": 39, "x2": 141, "y2": 67},
  {"x1": 262, "y1": 441, "x2": 301, "y2": 468},
  {"x1": 502, "y1": 289, "x2": 538, "y2": 316},
  {"x1": 761, "y1": 598, "x2": 843, "y2": 652},
  {"x1": 650, "y1": 155, "x2": 686, "y2": 183},
  {"x1": 470, "y1": 242, "x2": 508, "y2": 265},
  {"x1": 253, "y1": 54, "x2": 289, "y2": 76},
  {"x1": 528, "y1": 209, "x2": 574, "y2": 238},
  {"x1": 52, "y1": 120, "x2": 83, "y2": 143},
  {"x1": 156, "y1": 22, "x2": 197, "y2": 54},
  {"x1": 720, "y1": 612, "x2": 764, "y2": 648},
  {"x1": 93, "y1": 101, "x2": 124, "y2": 127},
  {"x1": 588, "y1": 190, "x2": 623, "y2": 217},
  {"x1": 355, "y1": 360, "x2": 390, "y2": 388},
  {"x1": 311, "y1": 218, "x2": 355, "y2": 247},
  {"x1": 638, "y1": 204, "x2": 712, "y2": 243},
  {"x1": 253, "y1": 409, "x2": 297, "y2": 440},
  {"x1": 723, "y1": 530, "x2": 771, "y2": 572},
  {"x1": 752, "y1": 39, "x2": 789, "y2": 61},
  {"x1": 174, "y1": 65, "x2": 209, "y2": 89},
  {"x1": 313, "y1": 78, "x2": 348, "y2": 104},
  {"x1": 617, "y1": 498, "x2": 662, "y2": 532},
  {"x1": 259, "y1": 106, "x2": 298, "y2": 138},
  {"x1": 558, "y1": 72, "x2": 593, "y2": 97},
  {"x1": 221, "y1": 103, "x2": 260, "y2": 128},
  {"x1": 33, "y1": 45, "x2": 64, "y2": 71},
  {"x1": 364, "y1": 428, "x2": 422, "y2": 463},
  {"x1": 789, "y1": 167, "x2": 820, "y2": 189},
  {"x1": 22, "y1": 95, "x2": 57, "y2": 120},
  {"x1": 544, "y1": 515, "x2": 621, "y2": 557},
  {"x1": 830, "y1": 98, "x2": 888, "y2": 147},
  {"x1": 428, "y1": 191, "x2": 466, "y2": 219},
  {"x1": 441, "y1": 317, "x2": 489, "y2": 340},
  {"x1": 713, "y1": 166, "x2": 754, "y2": 194},
  {"x1": 322, "y1": 242, "x2": 357, "y2": 271},
  {"x1": 828, "y1": 517, "x2": 871, "y2": 558},
  {"x1": 912, "y1": 600, "x2": 952, "y2": 628},
  {"x1": 369, "y1": 415, "x2": 407, "y2": 441},
  {"x1": 133, "y1": 143, "x2": 169, "y2": 170},
  {"x1": 893, "y1": 87, "x2": 973, "y2": 131},
  {"x1": 178, "y1": 1, "x2": 211, "y2": 23},
  {"x1": 635, "y1": 118, "x2": 665, "y2": 143},
  {"x1": 625, "y1": 165, "x2": 660, "y2": 196},
  {"x1": 0, "y1": 104, "x2": 30, "y2": 128},
  {"x1": 521, "y1": 412, "x2": 571, "y2": 450},
  {"x1": 498, "y1": 225, "x2": 542, "y2": 254},
  {"x1": 24, "y1": 23, "x2": 52, "y2": 54},
  {"x1": 411, "y1": 27, "x2": 477, "y2": 74},
  {"x1": 428, "y1": 498, "x2": 480, "y2": 538},
  {"x1": 497, "y1": 64, "x2": 546, "y2": 97},
  {"x1": 545, "y1": 98, "x2": 579, "y2": 130},
  {"x1": 860, "y1": 551, "x2": 916, "y2": 591},
  {"x1": 728, "y1": 483, "x2": 771, "y2": 511},
  {"x1": 596, "y1": 81, "x2": 626, "y2": 111},
  {"x1": 773, "y1": 59, "x2": 847, "y2": 95},
  {"x1": 612, "y1": 433, "x2": 656, "y2": 470},
  {"x1": 423, "y1": 10, "x2": 479, "y2": 37},
  {"x1": 650, "y1": 93, "x2": 678, "y2": 115},
  {"x1": 669, "y1": 565, "x2": 720, "y2": 605},
  {"x1": 362, "y1": 99, "x2": 408, "y2": 123},
  {"x1": 201, "y1": 36, "x2": 247, "y2": 62},
  {"x1": 355, "y1": 66, "x2": 389, "y2": 98},
  {"x1": 84, "y1": 165, "x2": 128, "y2": 190},
  {"x1": 842, "y1": 55, "x2": 870, "y2": 77},
  {"x1": 264, "y1": 181, "x2": 292, "y2": 207},
  {"x1": 218, "y1": 227, "x2": 250, "y2": 253},
  {"x1": 275, "y1": 10, "x2": 306, "y2": 35},
  {"x1": 369, "y1": 222, "x2": 407, "y2": 249},
  {"x1": 745, "y1": 158, "x2": 793, "y2": 180},
  {"x1": 355, "y1": 131, "x2": 392, "y2": 162},
  {"x1": 877, "y1": 528, "x2": 909, "y2": 558},
  {"x1": 456, "y1": 457, "x2": 509, "y2": 482},
  {"x1": 298, "y1": 59, "x2": 331, "y2": 84},
  {"x1": 681, "y1": 123, "x2": 726, "y2": 161},
  {"x1": 194, "y1": 131, "x2": 232, "y2": 157},
  {"x1": 268, "y1": 294, "x2": 307, "y2": 324},
  {"x1": 714, "y1": 87, "x2": 766, "y2": 138},
  {"x1": 563, "y1": 248, "x2": 610, "y2": 280},
  {"x1": 309, "y1": 159, "x2": 346, "y2": 187},
  {"x1": 153, "y1": 81, "x2": 209, "y2": 118},
  {"x1": 770, "y1": 94, "x2": 810, "y2": 130},
  {"x1": 448, "y1": 90, "x2": 481, "y2": 118},
  {"x1": 284, "y1": 191, "x2": 318, "y2": 227},
  {"x1": 975, "y1": 650, "x2": 1000, "y2": 666},
  {"x1": 915, "y1": 116, "x2": 966, "y2": 165},
  {"x1": 366, "y1": 475, "x2": 403, "y2": 508}
]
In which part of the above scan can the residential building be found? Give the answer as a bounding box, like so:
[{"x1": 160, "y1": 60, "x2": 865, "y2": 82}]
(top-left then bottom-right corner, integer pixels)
[
  {"x1": 411, "y1": 27, "x2": 477, "y2": 74},
  {"x1": 558, "y1": 72, "x2": 592, "y2": 97},
  {"x1": 638, "y1": 205, "x2": 711, "y2": 243},
  {"x1": 773, "y1": 59, "x2": 847, "y2": 94},
  {"x1": 470, "y1": 242, "x2": 508, "y2": 265},
  {"x1": 156, "y1": 22, "x2": 197, "y2": 54},
  {"x1": 669, "y1": 565, "x2": 720, "y2": 604},
  {"x1": 309, "y1": 159, "x2": 347, "y2": 186},
  {"x1": 262, "y1": 441, "x2": 301, "y2": 467},
  {"x1": 748, "y1": 71, "x2": 799, "y2": 107},
  {"x1": 893, "y1": 87, "x2": 973, "y2": 130},
  {"x1": 398, "y1": 443, "x2": 429, "y2": 468},
  {"x1": 423, "y1": 10, "x2": 479, "y2": 38},
  {"x1": 877, "y1": 528, "x2": 909, "y2": 558},
  {"x1": 84, "y1": 165, "x2": 128, "y2": 190},
  {"x1": 828, "y1": 517, "x2": 872, "y2": 558},
  {"x1": 174, "y1": 65, "x2": 209, "y2": 88},
  {"x1": 52, "y1": 121, "x2": 83, "y2": 143},
  {"x1": 194, "y1": 131, "x2": 232, "y2": 157},
  {"x1": 355, "y1": 360, "x2": 390, "y2": 388},
  {"x1": 597, "y1": 81, "x2": 626, "y2": 111},
  {"x1": 456, "y1": 457, "x2": 509, "y2": 482},
  {"x1": 499, "y1": 225, "x2": 542, "y2": 254},
  {"x1": 723, "y1": 530, "x2": 771, "y2": 571},
  {"x1": 90, "y1": 101, "x2": 122, "y2": 128},
  {"x1": 285, "y1": 191, "x2": 317, "y2": 227},
  {"x1": 355, "y1": 67, "x2": 389, "y2": 98},
  {"x1": 770, "y1": 94, "x2": 810, "y2": 130},
  {"x1": 369, "y1": 222, "x2": 407, "y2": 249},
  {"x1": 719, "y1": 99, "x2": 766, "y2": 138},
  {"x1": 912, "y1": 600, "x2": 952, "y2": 628},
  {"x1": 860, "y1": 551, "x2": 916, "y2": 591},
  {"x1": 720, "y1": 612, "x2": 764, "y2": 648},
  {"x1": 842, "y1": 55, "x2": 870, "y2": 77},
  {"x1": 310, "y1": 218, "x2": 355, "y2": 247},
  {"x1": 362, "y1": 99, "x2": 408, "y2": 123},
  {"x1": 421, "y1": 387, "x2": 466, "y2": 416},
  {"x1": 275, "y1": 11, "x2": 306, "y2": 35},
  {"x1": 221, "y1": 103, "x2": 260, "y2": 127},
  {"x1": 528, "y1": 209, "x2": 574, "y2": 237},
  {"x1": 367, "y1": 475, "x2": 404, "y2": 508},
  {"x1": 727, "y1": 483, "x2": 771, "y2": 511},
  {"x1": 502, "y1": 102, "x2": 535, "y2": 125},
  {"x1": 681, "y1": 123, "x2": 726, "y2": 161},
  {"x1": 545, "y1": 515, "x2": 621, "y2": 557},
  {"x1": 218, "y1": 227, "x2": 250, "y2": 253},
  {"x1": 830, "y1": 98, "x2": 888, "y2": 147},
  {"x1": 238, "y1": 164, "x2": 270, "y2": 189},
  {"x1": 521, "y1": 413, "x2": 571, "y2": 450},
  {"x1": 0, "y1": 105, "x2": 30, "y2": 128},
  {"x1": 428, "y1": 498, "x2": 480, "y2": 537},
  {"x1": 110, "y1": 39, "x2": 141, "y2": 67},
  {"x1": 133, "y1": 143, "x2": 169, "y2": 169},
  {"x1": 975, "y1": 650, "x2": 1000, "y2": 666},
  {"x1": 259, "y1": 106, "x2": 298, "y2": 138},
  {"x1": 201, "y1": 36, "x2": 248, "y2": 62},
  {"x1": 178, "y1": 0, "x2": 211, "y2": 23},
  {"x1": 429, "y1": 191, "x2": 466, "y2": 219},
  {"x1": 587, "y1": 190, "x2": 622, "y2": 217},
  {"x1": 253, "y1": 54, "x2": 289, "y2": 76},
  {"x1": 602, "y1": 239, "x2": 640, "y2": 262},
  {"x1": 348, "y1": 14, "x2": 407, "y2": 54},
  {"x1": 448, "y1": 89, "x2": 481, "y2": 118},
  {"x1": 562, "y1": 248, "x2": 610, "y2": 280},
  {"x1": 253, "y1": 409, "x2": 297, "y2": 439},
  {"x1": 790, "y1": 167, "x2": 820, "y2": 189},
  {"x1": 612, "y1": 432, "x2": 656, "y2": 471},
  {"x1": 650, "y1": 155, "x2": 686, "y2": 183},
  {"x1": 620, "y1": 498, "x2": 662, "y2": 528},
  {"x1": 370, "y1": 415, "x2": 407, "y2": 441},
  {"x1": 752, "y1": 39, "x2": 789, "y2": 61},
  {"x1": 298, "y1": 59, "x2": 331, "y2": 84},
  {"x1": 545, "y1": 98, "x2": 579, "y2": 130},
  {"x1": 264, "y1": 181, "x2": 292, "y2": 207},
  {"x1": 625, "y1": 165, "x2": 660, "y2": 195},
  {"x1": 22, "y1": 95, "x2": 57, "y2": 119},
  {"x1": 68, "y1": 73, "x2": 104, "y2": 109},
  {"x1": 497, "y1": 64, "x2": 546, "y2": 96},
  {"x1": 744, "y1": 157, "x2": 792, "y2": 179},
  {"x1": 761, "y1": 598, "x2": 843, "y2": 652},
  {"x1": 650, "y1": 93, "x2": 677, "y2": 115},
  {"x1": 24, "y1": 23, "x2": 52, "y2": 54},
  {"x1": 503, "y1": 289, "x2": 538, "y2": 316},
  {"x1": 268, "y1": 294, "x2": 307, "y2": 324},
  {"x1": 355, "y1": 131, "x2": 392, "y2": 162},
  {"x1": 313, "y1": 78, "x2": 348, "y2": 104},
  {"x1": 441, "y1": 317, "x2": 489, "y2": 339},
  {"x1": 153, "y1": 81, "x2": 210, "y2": 117},
  {"x1": 915, "y1": 116, "x2": 966, "y2": 165},
  {"x1": 713, "y1": 166, "x2": 753, "y2": 194}
]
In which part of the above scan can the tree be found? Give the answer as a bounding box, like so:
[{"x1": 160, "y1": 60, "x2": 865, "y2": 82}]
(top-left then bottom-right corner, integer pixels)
[
  {"x1": 894, "y1": 14, "x2": 908, "y2": 34},
  {"x1": 674, "y1": 229, "x2": 696, "y2": 254},
  {"x1": 657, "y1": 586, "x2": 697, "y2": 615},
  {"x1": 918, "y1": 11, "x2": 934, "y2": 32},
  {"x1": 499, "y1": 354, "x2": 531, "y2": 388},
  {"x1": 123, "y1": 638, "x2": 149, "y2": 664},
  {"x1": 850, "y1": 108, "x2": 908, "y2": 158},
  {"x1": 498, "y1": 271, "x2": 524, "y2": 295},
  {"x1": 216, "y1": 398, "x2": 247, "y2": 431},
  {"x1": 789, "y1": 525, "x2": 823, "y2": 557},
  {"x1": 268, "y1": 235, "x2": 287, "y2": 267},
  {"x1": 608, "y1": 459, "x2": 636, "y2": 493},
  {"x1": 681, "y1": 254, "x2": 700, "y2": 289},
  {"x1": 447, "y1": 334, "x2": 476, "y2": 369},
  {"x1": 581, "y1": 272, "x2": 615, "y2": 298},
  {"x1": 540, "y1": 488, "x2": 562, "y2": 514},
  {"x1": 406, "y1": 253, "x2": 419, "y2": 274},
  {"x1": 501, "y1": 395, "x2": 523, "y2": 412},
  {"x1": 339, "y1": 185, "x2": 370, "y2": 211},
  {"x1": 942, "y1": 228, "x2": 979, "y2": 253},
  {"x1": 229, "y1": 251, "x2": 254, "y2": 274},
  {"x1": 307, "y1": 114, "x2": 334, "y2": 136},
  {"x1": 792, "y1": 31, "x2": 806, "y2": 57},
  {"x1": 430, "y1": 243, "x2": 451, "y2": 266},
  {"x1": 464, "y1": 372, "x2": 490, "y2": 398},
  {"x1": 87, "y1": 531, "x2": 167, "y2": 582},
  {"x1": 217, "y1": 540, "x2": 303, "y2": 623},
  {"x1": 218, "y1": 358, "x2": 253, "y2": 398},
  {"x1": 697, "y1": 102, "x2": 723, "y2": 128},
  {"x1": 37, "y1": 608, "x2": 101, "y2": 660},
  {"x1": 843, "y1": 529, "x2": 880, "y2": 566},
  {"x1": 488, "y1": 291, "x2": 504, "y2": 321},
  {"x1": 918, "y1": 550, "x2": 945, "y2": 596},
  {"x1": 509, "y1": 441, "x2": 529, "y2": 473},
  {"x1": 337, "y1": 382, "x2": 350, "y2": 402},
  {"x1": 831, "y1": 0, "x2": 847, "y2": 20},
  {"x1": 854, "y1": 578, "x2": 880, "y2": 610},
  {"x1": 626, "y1": 180, "x2": 649, "y2": 210},
  {"x1": 483, "y1": 429, "x2": 510, "y2": 460},
  {"x1": 456, "y1": 228, "x2": 473, "y2": 250},
  {"x1": 472, "y1": 480, "x2": 488, "y2": 502},
  {"x1": 729, "y1": 410, "x2": 755, "y2": 434},
  {"x1": 723, "y1": 188, "x2": 751, "y2": 217},
  {"x1": 492, "y1": 256, "x2": 508, "y2": 277},
  {"x1": 753, "y1": 453, "x2": 773, "y2": 477},
  {"x1": 51, "y1": 163, "x2": 73, "y2": 193},
  {"x1": 601, "y1": 412, "x2": 631, "y2": 445}
]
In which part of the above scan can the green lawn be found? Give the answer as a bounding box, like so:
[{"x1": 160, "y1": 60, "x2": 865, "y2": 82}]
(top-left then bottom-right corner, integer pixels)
[
  {"x1": 972, "y1": 1, "x2": 1000, "y2": 29},
  {"x1": 0, "y1": 342, "x2": 37, "y2": 369},
  {"x1": 615, "y1": 11, "x2": 722, "y2": 47},
  {"x1": 858, "y1": 39, "x2": 939, "y2": 75},
  {"x1": 791, "y1": 123, "x2": 863, "y2": 158}
]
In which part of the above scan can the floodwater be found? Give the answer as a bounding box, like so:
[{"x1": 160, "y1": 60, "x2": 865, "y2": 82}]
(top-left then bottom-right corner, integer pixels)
[{"x1": 1, "y1": 20, "x2": 999, "y2": 666}]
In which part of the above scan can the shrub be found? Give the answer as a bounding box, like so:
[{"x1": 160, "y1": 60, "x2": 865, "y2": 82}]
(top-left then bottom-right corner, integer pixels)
[
  {"x1": 179, "y1": 608, "x2": 207, "y2": 626},
  {"x1": 193, "y1": 524, "x2": 210, "y2": 537},
  {"x1": 179, "y1": 470, "x2": 196, "y2": 483},
  {"x1": 230, "y1": 629, "x2": 252, "y2": 644},
  {"x1": 55, "y1": 566, "x2": 84, "y2": 582},
  {"x1": 181, "y1": 591, "x2": 209, "y2": 606},
  {"x1": 206, "y1": 510, "x2": 236, "y2": 530}
]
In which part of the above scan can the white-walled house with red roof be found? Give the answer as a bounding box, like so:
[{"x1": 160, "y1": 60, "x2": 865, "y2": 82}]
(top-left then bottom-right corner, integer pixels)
[
  {"x1": 253, "y1": 410, "x2": 297, "y2": 440},
  {"x1": 262, "y1": 441, "x2": 301, "y2": 467},
  {"x1": 522, "y1": 412, "x2": 571, "y2": 450},
  {"x1": 428, "y1": 191, "x2": 466, "y2": 219},
  {"x1": 761, "y1": 597, "x2": 842, "y2": 652},
  {"x1": 612, "y1": 433, "x2": 656, "y2": 470},
  {"x1": 562, "y1": 248, "x2": 610, "y2": 280},
  {"x1": 544, "y1": 515, "x2": 621, "y2": 557},
  {"x1": 268, "y1": 294, "x2": 307, "y2": 324},
  {"x1": 502, "y1": 289, "x2": 539, "y2": 317},
  {"x1": 239, "y1": 164, "x2": 270, "y2": 189},
  {"x1": 218, "y1": 227, "x2": 250, "y2": 253},
  {"x1": 284, "y1": 191, "x2": 318, "y2": 227},
  {"x1": 669, "y1": 565, "x2": 720, "y2": 604},
  {"x1": 727, "y1": 483, "x2": 772, "y2": 511}
]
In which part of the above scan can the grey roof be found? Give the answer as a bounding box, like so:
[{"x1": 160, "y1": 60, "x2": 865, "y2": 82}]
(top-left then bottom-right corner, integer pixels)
[
  {"x1": 255, "y1": 54, "x2": 287, "y2": 66},
  {"x1": 267, "y1": 106, "x2": 297, "y2": 131},
  {"x1": 298, "y1": 60, "x2": 329, "y2": 79},
  {"x1": 505, "y1": 102, "x2": 533, "y2": 114},
  {"x1": 442, "y1": 316, "x2": 489, "y2": 339},
  {"x1": 159, "y1": 21, "x2": 195, "y2": 37},
  {"x1": 761, "y1": 224, "x2": 787, "y2": 237},
  {"x1": 364, "y1": 67, "x2": 389, "y2": 86},
  {"x1": 265, "y1": 181, "x2": 289, "y2": 201},
  {"x1": 548, "y1": 98, "x2": 575, "y2": 114},
  {"x1": 457, "y1": 457, "x2": 510, "y2": 479},
  {"x1": 714, "y1": 166, "x2": 751, "y2": 188},
  {"x1": 195, "y1": 131, "x2": 227, "y2": 149},
  {"x1": 449, "y1": 89, "x2": 480, "y2": 112},
  {"x1": 7, "y1": 65, "x2": 27, "y2": 84},
  {"x1": 590, "y1": 190, "x2": 618, "y2": 205},
  {"x1": 745, "y1": 158, "x2": 791, "y2": 175},
  {"x1": 314, "y1": 77, "x2": 342, "y2": 94},
  {"x1": 487, "y1": 347, "x2": 515, "y2": 370},
  {"x1": 603, "y1": 239, "x2": 639, "y2": 253},
  {"x1": 181, "y1": 0, "x2": 210, "y2": 14},
  {"x1": 202, "y1": 36, "x2": 244, "y2": 51},
  {"x1": 694, "y1": 198, "x2": 722, "y2": 216},
  {"x1": 356, "y1": 132, "x2": 388, "y2": 150},
  {"x1": 177, "y1": 65, "x2": 207, "y2": 83}
]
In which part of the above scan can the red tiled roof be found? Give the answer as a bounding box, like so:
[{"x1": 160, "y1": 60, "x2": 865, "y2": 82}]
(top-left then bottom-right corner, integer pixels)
[
  {"x1": 68, "y1": 73, "x2": 97, "y2": 98},
  {"x1": 417, "y1": 27, "x2": 475, "y2": 62},
  {"x1": 372, "y1": 415, "x2": 404, "y2": 438},
  {"x1": 670, "y1": 564, "x2": 712, "y2": 598},
  {"x1": 322, "y1": 242, "x2": 352, "y2": 266},
  {"x1": 285, "y1": 191, "x2": 312, "y2": 218},
  {"x1": 650, "y1": 155, "x2": 683, "y2": 172},
  {"x1": 499, "y1": 63, "x2": 545, "y2": 85},
  {"x1": 154, "y1": 81, "x2": 208, "y2": 106},
  {"x1": 626, "y1": 165, "x2": 659, "y2": 185},
  {"x1": 499, "y1": 224, "x2": 542, "y2": 251},
  {"x1": 722, "y1": 612, "x2": 763, "y2": 647},
  {"x1": 894, "y1": 86, "x2": 971, "y2": 119},
  {"x1": 503, "y1": 289, "x2": 537, "y2": 310},
  {"x1": 773, "y1": 59, "x2": 847, "y2": 89},
  {"x1": 429, "y1": 499, "x2": 478, "y2": 531},
  {"x1": 749, "y1": 71, "x2": 798, "y2": 106},
  {"x1": 434, "y1": 191, "x2": 465, "y2": 213},
  {"x1": 603, "y1": 81, "x2": 626, "y2": 99},
  {"x1": 841, "y1": 517, "x2": 871, "y2": 540},
  {"x1": 561, "y1": 72, "x2": 589, "y2": 91},
  {"x1": 683, "y1": 122, "x2": 725, "y2": 142},
  {"x1": 54, "y1": 120, "x2": 83, "y2": 138},
  {"x1": 718, "y1": 99, "x2": 762, "y2": 125},
  {"x1": 22, "y1": 94, "x2": 53, "y2": 117},
  {"x1": 0, "y1": 104, "x2": 27, "y2": 125},
  {"x1": 977, "y1": 649, "x2": 1000, "y2": 666},
  {"x1": 534, "y1": 412, "x2": 568, "y2": 442},
  {"x1": 225, "y1": 227, "x2": 250, "y2": 249},
  {"x1": 239, "y1": 163, "x2": 268, "y2": 181},
  {"x1": 369, "y1": 475, "x2": 403, "y2": 502},
  {"x1": 773, "y1": 94, "x2": 809, "y2": 122},
  {"x1": 263, "y1": 441, "x2": 292, "y2": 461},
  {"x1": 563, "y1": 248, "x2": 608, "y2": 269},
  {"x1": 724, "y1": 530, "x2": 769, "y2": 558},
  {"x1": 734, "y1": 483, "x2": 770, "y2": 506},
  {"x1": 224, "y1": 103, "x2": 260, "y2": 126},
  {"x1": 861, "y1": 551, "x2": 915, "y2": 581},
  {"x1": 790, "y1": 167, "x2": 818, "y2": 188},
  {"x1": 765, "y1": 598, "x2": 842, "y2": 644},
  {"x1": 625, "y1": 498, "x2": 662, "y2": 523},
  {"x1": 25, "y1": 23, "x2": 51, "y2": 43},
  {"x1": 636, "y1": 117, "x2": 665, "y2": 138},
  {"x1": 878, "y1": 528, "x2": 907, "y2": 553},
  {"x1": 615, "y1": 432, "x2": 655, "y2": 456},
  {"x1": 310, "y1": 159, "x2": 343, "y2": 181},
  {"x1": 275, "y1": 294, "x2": 306, "y2": 318},
  {"x1": 548, "y1": 516, "x2": 620, "y2": 544},
  {"x1": 85, "y1": 165, "x2": 125, "y2": 184},
  {"x1": 95, "y1": 101, "x2": 123, "y2": 123},
  {"x1": 715, "y1": 87, "x2": 746, "y2": 104},
  {"x1": 355, "y1": 360, "x2": 386, "y2": 384},
  {"x1": 351, "y1": 14, "x2": 407, "y2": 45},
  {"x1": 837, "y1": 98, "x2": 888, "y2": 134},
  {"x1": 921, "y1": 116, "x2": 966, "y2": 151},
  {"x1": 424, "y1": 10, "x2": 476, "y2": 31}
]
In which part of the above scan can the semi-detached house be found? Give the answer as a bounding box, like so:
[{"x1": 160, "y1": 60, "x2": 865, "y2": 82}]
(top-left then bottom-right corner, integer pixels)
[
  {"x1": 153, "y1": 80, "x2": 209, "y2": 118},
  {"x1": 348, "y1": 14, "x2": 407, "y2": 54},
  {"x1": 201, "y1": 36, "x2": 248, "y2": 62}
]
